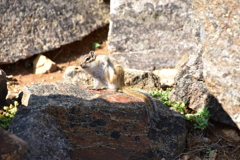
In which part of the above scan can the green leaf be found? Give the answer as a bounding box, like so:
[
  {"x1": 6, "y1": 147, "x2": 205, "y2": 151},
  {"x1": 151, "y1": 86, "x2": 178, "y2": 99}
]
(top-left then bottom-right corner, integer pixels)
[{"x1": 92, "y1": 42, "x2": 101, "y2": 49}]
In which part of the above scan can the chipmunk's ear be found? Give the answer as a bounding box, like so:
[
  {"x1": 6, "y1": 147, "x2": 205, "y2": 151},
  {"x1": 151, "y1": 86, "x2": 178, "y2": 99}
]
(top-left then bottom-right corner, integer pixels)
[{"x1": 89, "y1": 51, "x2": 95, "y2": 58}]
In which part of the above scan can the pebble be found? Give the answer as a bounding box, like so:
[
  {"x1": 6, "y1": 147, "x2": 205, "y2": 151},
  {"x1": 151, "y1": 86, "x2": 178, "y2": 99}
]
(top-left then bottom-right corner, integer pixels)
[
  {"x1": 182, "y1": 154, "x2": 190, "y2": 160},
  {"x1": 209, "y1": 150, "x2": 217, "y2": 160}
]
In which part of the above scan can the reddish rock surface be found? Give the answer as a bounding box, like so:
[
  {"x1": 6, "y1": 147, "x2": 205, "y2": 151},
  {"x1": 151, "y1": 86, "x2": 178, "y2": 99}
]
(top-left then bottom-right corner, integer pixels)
[{"x1": 21, "y1": 82, "x2": 187, "y2": 160}]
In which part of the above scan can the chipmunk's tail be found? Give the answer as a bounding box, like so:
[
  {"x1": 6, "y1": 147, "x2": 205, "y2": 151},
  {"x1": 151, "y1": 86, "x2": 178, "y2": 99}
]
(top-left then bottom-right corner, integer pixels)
[{"x1": 122, "y1": 87, "x2": 158, "y2": 127}]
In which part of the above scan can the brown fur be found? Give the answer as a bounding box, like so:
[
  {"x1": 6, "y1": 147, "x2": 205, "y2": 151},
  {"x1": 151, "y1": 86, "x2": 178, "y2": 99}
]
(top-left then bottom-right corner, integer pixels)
[{"x1": 79, "y1": 51, "x2": 157, "y2": 126}]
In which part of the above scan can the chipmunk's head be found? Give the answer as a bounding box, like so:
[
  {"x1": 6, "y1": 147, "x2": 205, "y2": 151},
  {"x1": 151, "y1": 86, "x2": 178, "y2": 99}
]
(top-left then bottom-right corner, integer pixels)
[{"x1": 79, "y1": 51, "x2": 96, "y2": 69}]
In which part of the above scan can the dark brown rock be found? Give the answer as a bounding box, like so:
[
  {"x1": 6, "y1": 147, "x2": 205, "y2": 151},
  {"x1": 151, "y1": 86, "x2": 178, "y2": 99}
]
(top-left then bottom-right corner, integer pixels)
[
  {"x1": 21, "y1": 82, "x2": 187, "y2": 160},
  {"x1": 0, "y1": 127, "x2": 27, "y2": 160},
  {"x1": 0, "y1": 69, "x2": 8, "y2": 108},
  {"x1": 0, "y1": 0, "x2": 109, "y2": 64},
  {"x1": 109, "y1": 0, "x2": 198, "y2": 70},
  {"x1": 194, "y1": 0, "x2": 240, "y2": 129},
  {"x1": 8, "y1": 107, "x2": 73, "y2": 160}
]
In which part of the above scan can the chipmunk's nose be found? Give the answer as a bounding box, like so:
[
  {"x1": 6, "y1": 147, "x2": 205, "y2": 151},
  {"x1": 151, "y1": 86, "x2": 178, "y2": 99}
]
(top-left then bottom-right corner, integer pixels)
[{"x1": 80, "y1": 64, "x2": 86, "y2": 68}]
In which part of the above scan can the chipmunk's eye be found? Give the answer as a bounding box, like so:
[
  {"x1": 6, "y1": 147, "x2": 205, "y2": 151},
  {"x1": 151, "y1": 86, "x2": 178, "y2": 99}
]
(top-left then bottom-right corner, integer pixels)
[{"x1": 85, "y1": 57, "x2": 90, "y2": 62}]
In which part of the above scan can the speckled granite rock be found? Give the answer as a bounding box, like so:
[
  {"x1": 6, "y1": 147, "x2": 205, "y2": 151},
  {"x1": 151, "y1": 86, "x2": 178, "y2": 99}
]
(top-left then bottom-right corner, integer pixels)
[
  {"x1": 193, "y1": 0, "x2": 240, "y2": 128},
  {"x1": 108, "y1": 0, "x2": 198, "y2": 70},
  {"x1": 169, "y1": 54, "x2": 237, "y2": 127},
  {"x1": 21, "y1": 82, "x2": 187, "y2": 160},
  {"x1": 63, "y1": 66, "x2": 93, "y2": 85},
  {"x1": 0, "y1": 0, "x2": 109, "y2": 64}
]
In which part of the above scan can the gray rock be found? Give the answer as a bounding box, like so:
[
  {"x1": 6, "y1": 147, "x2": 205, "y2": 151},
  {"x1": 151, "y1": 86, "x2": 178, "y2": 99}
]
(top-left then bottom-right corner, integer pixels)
[
  {"x1": 109, "y1": 0, "x2": 199, "y2": 70},
  {"x1": 63, "y1": 66, "x2": 161, "y2": 90},
  {"x1": 195, "y1": 0, "x2": 240, "y2": 129},
  {"x1": 63, "y1": 66, "x2": 93, "y2": 85},
  {"x1": 169, "y1": 54, "x2": 206, "y2": 111},
  {"x1": 0, "y1": 0, "x2": 109, "y2": 64},
  {"x1": 8, "y1": 106, "x2": 73, "y2": 160},
  {"x1": 0, "y1": 127, "x2": 28, "y2": 160},
  {"x1": 21, "y1": 82, "x2": 187, "y2": 160},
  {"x1": 0, "y1": 69, "x2": 8, "y2": 107},
  {"x1": 169, "y1": 54, "x2": 237, "y2": 127},
  {"x1": 124, "y1": 69, "x2": 161, "y2": 90}
]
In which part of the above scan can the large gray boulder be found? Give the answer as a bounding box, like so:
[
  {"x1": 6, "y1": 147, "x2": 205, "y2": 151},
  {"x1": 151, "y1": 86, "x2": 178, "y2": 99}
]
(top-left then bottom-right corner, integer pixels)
[
  {"x1": 169, "y1": 54, "x2": 237, "y2": 127},
  {"x1": 21, "y1": 82, "x2": 187, "y2": 160},
  {"x1": 108, "y1": 0, "x2": 198, "y2": 70},
  {"x1": 0, "y1": 0, "x2": 109, "y2": 64},
  {"x1": 169, "y1": 0, "x2": 240, "y2": 129},
  {"x1": 195, "y1": 0, "x2": 240, "y2": 128}
]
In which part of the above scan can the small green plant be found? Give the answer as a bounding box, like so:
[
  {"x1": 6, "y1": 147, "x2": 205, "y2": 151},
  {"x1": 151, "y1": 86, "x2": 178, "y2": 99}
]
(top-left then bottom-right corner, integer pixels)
[
  {"x1": 205, "y1": 148, "x2": 217, "y2": 158},
  {"x1": 92, "y1": 41, "x2": 105, "y2": 50},
  {"x1": 205, "y1": 148, "x2": 212, "y2": 158},
  {"x1": 0, "y1": 101, "x2": 18, "y2": 130},
  {"x1": 118, "y1": 89, "x2": 123, "y2": 93},
  {"x1": 149, "y1": 88, "x2": 185, "y2": 114},
  {"x1": 149, "y1": 89, "x2": 210, "y2": 130},
  {"x1": 185, "y1": 107, "x2": 210, "y2": 130},
  {"x1": 223, "y1": 150, "x2": 229, "y2": 154}
]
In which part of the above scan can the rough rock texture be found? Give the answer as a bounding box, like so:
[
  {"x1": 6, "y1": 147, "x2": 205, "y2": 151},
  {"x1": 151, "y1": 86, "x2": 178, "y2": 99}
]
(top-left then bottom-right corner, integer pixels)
[
  {"x1": 22, "y1": 82, "x2": 187, "y2": 160},
  {"x1": 33, "y1": 54, "x2": 58, "y2": 74},
  {"x1": 0, "y1": 69, "x2": 8, "y2": 107},
  {"x1": 194, "y1": 0, "x2": 240, "y2": 128},
  {"x1": 63, "y1": 66, "x2": 93, "y2": 85},
  {"x1": 63, "y1": 66, "x2": 162, "y2": 90},
  {"x1": 169, "y1": 54, "x2": 237, "y2": 127},
  {"x1": 153, "y1": 69, "x2": 178, "y2": 86},
  {"x1": 8, "y1": 107, "x2": 73, "y2": 160},
  {"x1": 108, "y1": 0, "x2": 199, "y2": 70},
  {"x1": 0, "y1": 127, "x2": 27, "y2": 160},
  {"x1": 0, "y1": 0, "x2": 110, "y2": 64},
  {"x1": 124, "y1": 69, "x2": 161, "y2": 90}
]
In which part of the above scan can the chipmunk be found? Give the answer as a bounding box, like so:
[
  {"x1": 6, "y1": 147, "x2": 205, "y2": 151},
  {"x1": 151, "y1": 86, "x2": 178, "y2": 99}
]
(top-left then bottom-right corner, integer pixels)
[{"x1": 79, "y1": 51, "x2": 158, "y2": 126}]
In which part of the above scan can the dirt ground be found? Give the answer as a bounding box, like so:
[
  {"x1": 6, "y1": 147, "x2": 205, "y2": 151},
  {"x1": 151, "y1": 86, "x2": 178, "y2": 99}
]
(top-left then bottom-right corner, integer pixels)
[
  {"x1": 1, "y1": 25, "x2": 109, "y2": 94},
  {"x1": 1, "y1": 24, "x2": 240, "y2": 160}
]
